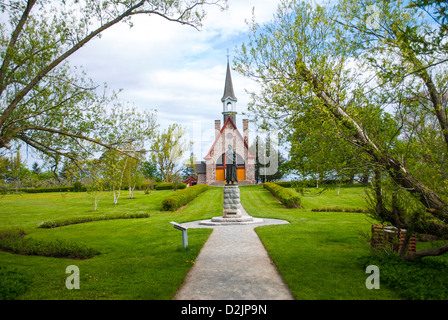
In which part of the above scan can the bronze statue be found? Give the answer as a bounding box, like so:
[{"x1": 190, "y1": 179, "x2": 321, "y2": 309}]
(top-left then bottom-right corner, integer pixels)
[{"x1": 225, "y1": 144, "x2": 238, "y2": 185}]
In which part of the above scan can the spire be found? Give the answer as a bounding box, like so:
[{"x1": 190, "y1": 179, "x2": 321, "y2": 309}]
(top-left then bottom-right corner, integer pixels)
[{"x1": 221, "y1": 58, "x2": 237, "y2": 103}]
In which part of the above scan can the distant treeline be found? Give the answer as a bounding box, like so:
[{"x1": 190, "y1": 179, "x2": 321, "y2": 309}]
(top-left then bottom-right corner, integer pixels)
[
  {"x1": 274, "y1": 179, "x2": 355, "y2": 188},
  {"x1": 5, "y1": 182, "x2": 187, "y2": 194}
]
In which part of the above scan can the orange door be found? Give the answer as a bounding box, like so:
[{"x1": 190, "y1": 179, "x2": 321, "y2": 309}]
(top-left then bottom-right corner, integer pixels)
[
  {"x1": 216, "y1": 169, "x2": 225, "y2": 181},
  {"x1": 237, "y1": 168, "x2": 245, "y2": 181}
]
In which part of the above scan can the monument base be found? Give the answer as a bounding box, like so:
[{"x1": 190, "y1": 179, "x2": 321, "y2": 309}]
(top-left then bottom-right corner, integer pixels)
[
  {"x1": 211, "y1": 215, "x2": 253, "y2": 223},
  {"x1": 199, "y1": 205, "x2": 263, "y2": 226},
  {"x1": 198, "y1": 184, "x2": 263, "y2": 226},
  {"x1": 222, "y1": 209, "x2": 242, "y2": 218},
  {"x1": 199, "y1": 215, "x2": 263, "y2": 226}
]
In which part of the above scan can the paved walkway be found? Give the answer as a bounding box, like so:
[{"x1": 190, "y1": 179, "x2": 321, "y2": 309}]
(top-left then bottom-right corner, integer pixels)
[{"x1": 173, "y1": 208, "x2": 294, "y2": 300}]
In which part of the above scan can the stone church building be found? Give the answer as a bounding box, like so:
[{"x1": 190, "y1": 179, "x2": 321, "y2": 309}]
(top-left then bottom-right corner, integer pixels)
[{"x1": 196, "y1": 61, "x2": 255, "y2": 185}]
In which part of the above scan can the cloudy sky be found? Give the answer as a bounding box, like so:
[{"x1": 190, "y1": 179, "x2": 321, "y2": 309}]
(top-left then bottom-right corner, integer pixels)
[{"x1": 68, "y1": 0, "x2": 283, "y2": 161}]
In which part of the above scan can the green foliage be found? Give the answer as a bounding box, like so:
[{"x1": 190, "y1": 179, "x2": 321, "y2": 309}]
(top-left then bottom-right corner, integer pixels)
[
  {"x1": 274, "y1": 180, "x2": 352, "y2": 188},
  {"x1": 0, "y1": 266, "x2": 33, "y2": 300},
  {"x1": 14, "y1": 186, "x2": 85, "y2": 193},
  {"x1": 236, "y1": 0, "x2": 448, "y2": 257},
  {"x1": 272, "y1": 181, "x2": 295, "y2": 188},
  {"x1": 360, "y1": 254, "x2": 448, "y2": 299},
  {"x1": 311, "y1": 206, "x2": 367, "y2": 213},
  {"x1": 151, "y1": 124, "x2": 190, "y2": 183},
  {"x1": 141, "y1": 160, "x2": 160, "y2": 181},
  {"x1": 263, "y1": 182, "x2": 301, "y2": 208},
  {"x1": 0, "y1": 0, "x2": 220, "y2": 166},
  {"x1": 0, "y1": 228, "x2": 99, "y2": 259},
  {"x1": 38, "y1": 212, "x2": 150, "y2": 228},
  {"x1": 73, "y1": 181, "x2": 84, "y2": 192},
  {"x1": 161, "y1": 184, "x2": 208, "y2": 211},
  {"x1": 155, "y1": 182, "x2": 187, "y2": 190}
]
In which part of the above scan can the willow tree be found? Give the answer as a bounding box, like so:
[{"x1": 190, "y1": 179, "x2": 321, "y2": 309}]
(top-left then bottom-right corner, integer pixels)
[
  {"x1": 0, "y1": 0, "x2": 226, "y2": 166},
  {"x1": 235, "y1": 0, "x2": 448, "y2": 260}
]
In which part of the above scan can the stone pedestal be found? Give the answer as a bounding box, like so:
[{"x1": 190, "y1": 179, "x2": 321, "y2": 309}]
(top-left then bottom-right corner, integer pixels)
[
  {"x1": 222, "y1": 185, "x2": 241, "y2": 218},
  {"x1": 202, "y1": 185, "x2": 255, "y2": 225}
]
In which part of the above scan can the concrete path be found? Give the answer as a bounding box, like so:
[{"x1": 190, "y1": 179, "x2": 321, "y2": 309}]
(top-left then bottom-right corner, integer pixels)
[{"x1": 173, "y1": 208, "x2": 294, "y2": 300}]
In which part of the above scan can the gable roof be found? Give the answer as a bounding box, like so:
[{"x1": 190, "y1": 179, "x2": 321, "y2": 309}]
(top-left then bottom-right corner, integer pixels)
[
  {"x1": 221, "y1": 60, "x2": 237, "y2": 102},
  {"x1": 204, "y1": 117, "x2": 255, "y2": 160}
]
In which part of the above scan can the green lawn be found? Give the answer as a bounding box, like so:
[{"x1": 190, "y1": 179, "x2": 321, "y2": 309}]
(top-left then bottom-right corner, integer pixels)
[
  {"x1": 240, "y1": 185, "x2": 401, "y2": 299},
  {"x1": 299, "y1": 185, "x2": 369, "y2": 209},
  {"x1": 0, "y1": 188, "x2": 219, "y2": 299},
  {"x1": 2, "y1": 184, "x2": 445, "y2": 300}
]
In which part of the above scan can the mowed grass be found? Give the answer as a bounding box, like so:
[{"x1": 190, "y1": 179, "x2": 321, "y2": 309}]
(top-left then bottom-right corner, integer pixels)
[
  {"x1": 2, "y1": 184, "x2": 427, "y2": 300},
  {"x1": 0, "y1": 188, "x2": 221, "y2": 300},
  {"x1": 240, "y1": 185, "x2": 401, "y2": 300}
]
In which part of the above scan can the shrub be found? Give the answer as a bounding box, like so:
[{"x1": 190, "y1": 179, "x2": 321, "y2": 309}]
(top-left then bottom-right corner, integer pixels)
[
  {"x1": 155, "y1": 182, "x2": 187, "y2": 190},
  {"x1": 17, "y1": 186, "x2": 75, "y2": 193},
  {"x1": 161, "y1": 184, "x2": 208, "y2": 211},
  {"x1": 39, "y1": 212, "x2": 150, "y2": 228},
  {"x1": 73, "y1": 181, "x2": 84, "y2": 192},
  {"x1": 141, "y1": 179, "x2": 156, "y2": 194},
  {"x1": 0, "y1": 228, "x2": 99, "y2": 259},
  {"x1": 273, "y1": 181, "x2": 294, "y2": 188},
  {"x1": 360, "y1": 254, "x2": 448, "y2": 299},
  {"x1": 0, "y1": 266, "x2": 32, "y2": 300},
  {"x1": 263, "y1": 182, "x2": 301, "y2": 208}
]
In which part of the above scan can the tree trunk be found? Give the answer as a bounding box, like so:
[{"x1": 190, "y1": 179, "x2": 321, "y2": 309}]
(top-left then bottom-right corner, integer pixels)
[
  {"x1": 128, "y1": 185, "x2": 135, "y2": 199},
  {"x1": 405, "y1": 243, "x2": 448, "y2": 261}
]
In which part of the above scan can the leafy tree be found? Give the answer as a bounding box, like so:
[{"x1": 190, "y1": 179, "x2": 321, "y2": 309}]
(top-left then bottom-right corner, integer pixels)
[
  {"x1": 0, "y1": 0, "x2": 226, "y2": 165},
  {"x1": 31, "y1": 162, "x2": 41, "y2": 175},
  {"x1": 141, "y1": 160, "x2": 160, "y2": 181},
  {"x1": 150, "y1": 123, "x2": 189, "y2": 182},
  {"x1": 235, "y1": 0, "x2": 448, "y2": 260},
  {"x1": 251, "y1": 133, "x2": 287, "y2": 183}
]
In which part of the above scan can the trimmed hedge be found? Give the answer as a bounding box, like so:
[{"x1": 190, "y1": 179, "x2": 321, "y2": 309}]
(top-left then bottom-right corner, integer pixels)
[
  {"x1": 12, "y1": 186, "x2": 86, "y2": 193},
  {"x1": 38, "y1": 212, "x2": 150, "y2": 228},
  {"x1": 274, "y1": 180, "x2": 352, "y2": 188},
  {"x1": 0, "y1": 228, "x2": 99, "y2": 259},
  {"x1": 263, "y1": 182, "x2": 301, "y2": 208},
  {"x1": 273, "y1": 181, "x2": 295, "y2": 188},
  {"x1": 161, "y1": 184, "x2": 208, "y2": 211},
  {"x1": 155, "y1": 182, "x2": 187, "y2": 190},
  {"x1": 311, "y1": 206, "x2": 367, "y2": 213},
  {"x1": 10, "y1": 182, "x2": 187, "y2": 194}
]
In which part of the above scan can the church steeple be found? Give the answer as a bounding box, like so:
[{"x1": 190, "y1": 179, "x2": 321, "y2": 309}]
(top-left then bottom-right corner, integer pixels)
[{"x1": 221, "y1": 57, "x2": 237, "y2": 124}]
